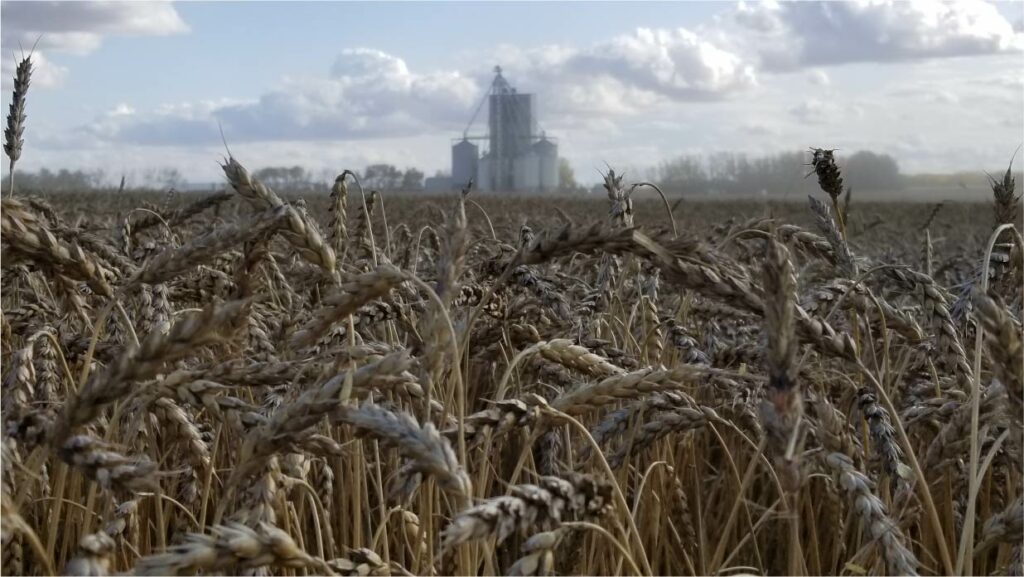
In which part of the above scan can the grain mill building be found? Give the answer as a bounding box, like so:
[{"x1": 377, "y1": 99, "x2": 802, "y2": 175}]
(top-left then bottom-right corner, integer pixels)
[{"x1": 451, "y1": 66, "x2": 559, "y2": 193}]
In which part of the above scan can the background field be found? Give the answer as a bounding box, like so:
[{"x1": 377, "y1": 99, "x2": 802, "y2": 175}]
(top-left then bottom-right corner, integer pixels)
[{"x1": 2, "y1": 178, "x2": 1021, "y2": 576}]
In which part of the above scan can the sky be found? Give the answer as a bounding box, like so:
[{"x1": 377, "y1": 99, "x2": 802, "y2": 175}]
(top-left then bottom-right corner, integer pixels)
[{"x1": 2, "y1": 0, "x2": 1023, "y2": 186}]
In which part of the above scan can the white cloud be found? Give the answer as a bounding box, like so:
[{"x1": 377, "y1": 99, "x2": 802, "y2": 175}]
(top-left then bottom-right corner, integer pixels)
[
  {"x1": 788, "y1": 98, "x2": 865, "y2": 125},
  {"x1": 882, "y1": 54, "x2": 1023, "y2": 110},
  {"x1": 738, "y1": 122, "x2": 779, "y2": 137},
  {"x1": 788, "y1": 99, "x2": 834, "y2": 124},
  {"x1": 808, "y1": 69, "x2": 831, "y2": 86},
  {"x1": 494, "y1": 27, "x2": 757, "y2": 116},
  {"x1": 80, "y1": 49, "x2": 480, "y2": 146},
  {"x1": 544, "y1": 75, "x2": 663, "y2": 119},
  {"x1": 70, "y1": 98, "x2": 248, "y2": 146},
  {"x1": 85, "y1": 25, "x2": 756, "y2": 148},
  {"x1": 889, "y1": 86, "x2": 962, "y2": 104},
  {"x1": 984, "y1": 72, "x2": 1024, "y2": 93},
  {"x1": 2, "y1": 1, "x2": 187, "y2": 36},
  {"x1": 723, "y1": 0, "x2": 1022, "y2": 70},
  {"x1": 560, "y1": 27, "x2": 757, "y2": 99},
  {"x1": 110, "y1": 103, "x2": 135, "y2": 117},
  {"x1": 1, "y1": 1, "x2": 188, "y2": 88}
]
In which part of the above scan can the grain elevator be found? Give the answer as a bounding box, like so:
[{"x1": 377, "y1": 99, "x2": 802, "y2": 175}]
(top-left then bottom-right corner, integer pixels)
[{"x1": 452, "y1": 66, "x2": 559, "y2": 192}]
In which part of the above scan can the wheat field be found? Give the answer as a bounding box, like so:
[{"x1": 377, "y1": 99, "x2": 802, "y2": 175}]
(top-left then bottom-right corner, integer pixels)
[{"x1": 2, "y1": 52, "x2": 1023, "y2": 577}]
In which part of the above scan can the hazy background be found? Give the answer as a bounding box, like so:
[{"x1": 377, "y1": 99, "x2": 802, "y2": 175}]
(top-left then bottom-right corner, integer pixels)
[{"x1": 2, "y1": 0, "x2": 1022, "y2": 196}]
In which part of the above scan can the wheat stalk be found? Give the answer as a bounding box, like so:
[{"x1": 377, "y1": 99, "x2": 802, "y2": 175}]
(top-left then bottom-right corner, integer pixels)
[
  {"x1": 4, "y1": 52, "x2": 31, "y2": 197},
  {"x1": 441, "y1": 473, "x2": 612, "y2": 549}
]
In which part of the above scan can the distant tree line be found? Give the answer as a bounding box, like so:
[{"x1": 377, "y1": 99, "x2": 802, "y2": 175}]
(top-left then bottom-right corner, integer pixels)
[
  {"x1": 253, "y1": 164, "x2": 427, "y2": 193},
  {"x1": 251, "y1": 166, "x2": 329, "y2": 193},
  {"x1": 2, "y1": 167, "x2": 187, "y2": 193},
  {"x1": 359, "y1": 164, "x2": 424, "y2": 191},
  {"x1": 5, "y1": 168, "x2": 108, "y2": 192},
  {"x1": 652, "y1": 150, "x2": 903, "y2": 196},
  {"x1": 0, "y1": 164, "x2": 431, "y2": 194},
  {"x1": 12, "y1": 151, "x2": 1015, "y2": 198}
]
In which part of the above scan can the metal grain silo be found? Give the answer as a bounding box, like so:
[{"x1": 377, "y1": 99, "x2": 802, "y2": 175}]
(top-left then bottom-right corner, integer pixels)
[
  {"x1": 477, "y1": 153, "x2": 492, "y2": 192},
  {"x1": 513, "y1": 149, "x2": 540, "y2": 192},
  {"x1": 454, "y1": 66, "x2": 558, "y2": 193},
  {"x1": 533, "y1": 137, "x2": 558, "y2": 192},
  {"x1": 488, "y1": 69, "x2": 536, "y2": 191},
  {"x1": 451, "y1": 138, "x2": 478, "y2": 189},
  {"x1": 488, "y1": 92, "x2": 534, "y2": 159}
]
